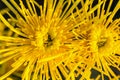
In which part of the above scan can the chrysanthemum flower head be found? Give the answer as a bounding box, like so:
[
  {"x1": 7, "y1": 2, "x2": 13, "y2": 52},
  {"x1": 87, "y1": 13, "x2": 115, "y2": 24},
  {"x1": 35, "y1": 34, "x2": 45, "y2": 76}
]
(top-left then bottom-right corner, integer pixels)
[
  {"x1": 74, "y1": 0, "x2": 120, "y2": 79},
  {"x1": 0, "y1": 0, "x2": 120, "y2": 80},
  {"x1": 0, "y1": 0, "x2": 87, "y2": 79}
]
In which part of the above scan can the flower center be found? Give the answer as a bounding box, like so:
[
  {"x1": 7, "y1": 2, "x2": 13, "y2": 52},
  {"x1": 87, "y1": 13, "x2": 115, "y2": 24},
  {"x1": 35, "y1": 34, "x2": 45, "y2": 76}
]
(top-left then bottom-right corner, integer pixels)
[
  {"x1": 89, "y1": 25, "x2": 115, "y2": 56},
  {"x1": 97, "y1": 37, "x2": 107, "y2": 48},
  {"x1": 31, "y1": 31, "x2": 54, "y2": 49},
  {"x1": 44, "y1": 34, "x2": 53, "y2": 47}
]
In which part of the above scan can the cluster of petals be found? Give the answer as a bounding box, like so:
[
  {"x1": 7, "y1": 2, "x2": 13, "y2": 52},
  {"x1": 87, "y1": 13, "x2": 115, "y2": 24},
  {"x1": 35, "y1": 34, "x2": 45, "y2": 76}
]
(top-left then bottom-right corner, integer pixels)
[{"x1": 0, "y1": 0, "x2": 120, "y2": 80}]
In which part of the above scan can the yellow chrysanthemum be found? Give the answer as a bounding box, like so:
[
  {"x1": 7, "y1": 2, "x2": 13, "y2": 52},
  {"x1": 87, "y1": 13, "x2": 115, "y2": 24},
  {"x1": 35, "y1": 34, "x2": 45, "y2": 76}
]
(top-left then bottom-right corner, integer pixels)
[
  {"x1": 0, "y1": 0, "x2": 120, "y2": 80},
  {"x1": 70, "y1": 0, "x2": 120, "y2": 79},
  {"x1": 0, "y1": 0, "x2": 87, "y2": 80}
]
